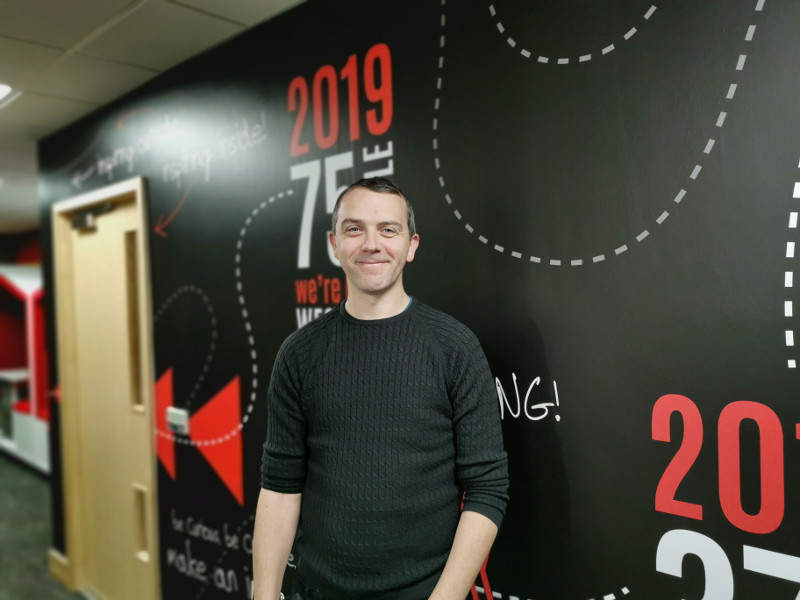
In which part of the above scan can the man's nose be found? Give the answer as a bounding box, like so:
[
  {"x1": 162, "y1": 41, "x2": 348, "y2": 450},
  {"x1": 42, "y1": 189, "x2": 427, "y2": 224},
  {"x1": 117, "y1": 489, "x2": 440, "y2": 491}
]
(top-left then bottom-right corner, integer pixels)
[{"x1": 362, "y1": 228, "x2": 381, "y2": 250}]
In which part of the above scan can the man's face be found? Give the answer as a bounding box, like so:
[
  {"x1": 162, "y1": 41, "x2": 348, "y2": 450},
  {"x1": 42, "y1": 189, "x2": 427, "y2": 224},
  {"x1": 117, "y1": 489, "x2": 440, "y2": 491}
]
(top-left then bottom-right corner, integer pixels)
[{"x1": 329, "y1": 187, "x2": 419, "y2": 299}]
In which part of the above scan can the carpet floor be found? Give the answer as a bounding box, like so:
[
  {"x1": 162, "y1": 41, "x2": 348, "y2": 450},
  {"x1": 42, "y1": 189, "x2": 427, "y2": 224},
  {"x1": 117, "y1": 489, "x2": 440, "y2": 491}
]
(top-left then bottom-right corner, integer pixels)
[{"x1": 0, "y1": 454, "x2": 84, "y2": 600}]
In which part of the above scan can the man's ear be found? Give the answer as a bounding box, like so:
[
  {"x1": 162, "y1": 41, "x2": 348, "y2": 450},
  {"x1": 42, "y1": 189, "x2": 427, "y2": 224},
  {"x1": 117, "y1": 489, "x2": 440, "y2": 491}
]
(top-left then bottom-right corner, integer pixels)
[
  {"x1": 328, "y1": 231, "x2": 339, "y2": 260},
  {"x1": 406, "y1": 233, "x2": 420, "y2": 263}
]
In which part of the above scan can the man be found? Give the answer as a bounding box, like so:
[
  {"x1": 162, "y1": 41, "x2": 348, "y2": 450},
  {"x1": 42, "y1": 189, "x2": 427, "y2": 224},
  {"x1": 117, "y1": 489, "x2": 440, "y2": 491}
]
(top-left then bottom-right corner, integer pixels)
[{"x1": 253, "y1": 177, "x2": 509, "y2": 599}]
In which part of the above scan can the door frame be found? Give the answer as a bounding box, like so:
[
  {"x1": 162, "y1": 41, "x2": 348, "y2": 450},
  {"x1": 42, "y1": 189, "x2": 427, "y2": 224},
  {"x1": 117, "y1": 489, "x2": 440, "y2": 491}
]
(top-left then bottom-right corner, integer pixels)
[{"x1": 50, "y1": 176, "x2": 160, "y2": 598}]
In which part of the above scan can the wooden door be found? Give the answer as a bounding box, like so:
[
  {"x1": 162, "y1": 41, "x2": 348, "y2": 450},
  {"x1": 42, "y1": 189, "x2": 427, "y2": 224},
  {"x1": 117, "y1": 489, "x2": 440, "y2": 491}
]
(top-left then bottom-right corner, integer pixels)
[{"x1": 52, "y1": 177, "x2": 159, "y2": 600}]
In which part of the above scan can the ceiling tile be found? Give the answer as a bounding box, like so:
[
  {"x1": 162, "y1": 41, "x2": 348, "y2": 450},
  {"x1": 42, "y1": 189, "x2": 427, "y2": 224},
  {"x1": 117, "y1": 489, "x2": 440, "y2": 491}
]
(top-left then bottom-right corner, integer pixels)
[
  {"x1": 0, "y1": 0, "x2": 133, "y2": 49},
  {"x1": 81, "y1": 0, "x2": 244, "y2": 71},
  {"x1": 169, "y1": 0, "x2": 304, "y2": 27},
  {"x1": 0, "y1": 36, "x2": 64, "y2": 89},
  {"x1": 0, "y1": 91, "x2": 98, "y2": 139},
  {"x1": 28, "y1": 54, "x2": 158, "y2": 104}
]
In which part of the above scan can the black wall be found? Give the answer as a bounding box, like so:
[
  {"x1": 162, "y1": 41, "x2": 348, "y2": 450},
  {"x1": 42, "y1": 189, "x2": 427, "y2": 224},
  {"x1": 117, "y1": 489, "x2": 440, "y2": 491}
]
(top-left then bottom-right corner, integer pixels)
[{"x1": 40, "y1": 1, "x2": 800, "y2": 598}]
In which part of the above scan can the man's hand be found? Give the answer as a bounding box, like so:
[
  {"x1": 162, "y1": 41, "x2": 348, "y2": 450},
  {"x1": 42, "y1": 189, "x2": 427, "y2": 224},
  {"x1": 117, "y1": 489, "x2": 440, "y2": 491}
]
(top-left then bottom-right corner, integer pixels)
[{"x1": 428, "y1": 510, "x2": 499, "y2": 600}]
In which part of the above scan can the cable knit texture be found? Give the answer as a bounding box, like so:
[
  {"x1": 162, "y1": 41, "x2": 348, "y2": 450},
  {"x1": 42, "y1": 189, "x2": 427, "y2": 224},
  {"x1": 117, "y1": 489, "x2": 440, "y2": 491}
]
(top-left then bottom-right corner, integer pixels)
[{"x1": 261, "y1": 300, "x2": 509, "y2": 599}]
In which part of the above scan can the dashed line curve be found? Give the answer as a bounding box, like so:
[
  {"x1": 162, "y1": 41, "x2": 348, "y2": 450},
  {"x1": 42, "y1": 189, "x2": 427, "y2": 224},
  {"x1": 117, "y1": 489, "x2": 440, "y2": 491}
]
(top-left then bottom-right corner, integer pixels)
[
  {"x1": 154, "y1": 284, "x2": 217, "y2": 411},
  {"x1": 433, "y1": 0, "x2": 766, "y2": 267},
  {"x1": 488, "y1": 2, "x2": 657, "y2": 65},
  {"x1": 475, "y1": 584, "x2": 631, "y2": 600},
  {"x1": 154, "y1": 189, "x2": 295, "y2": 447}
]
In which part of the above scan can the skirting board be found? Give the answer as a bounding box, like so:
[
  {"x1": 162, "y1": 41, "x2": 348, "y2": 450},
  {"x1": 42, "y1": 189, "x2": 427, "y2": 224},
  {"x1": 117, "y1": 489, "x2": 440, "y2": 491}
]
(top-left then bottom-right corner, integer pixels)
[{"x1": 48, "y1": 548, "x2": 74, "y2": 590}]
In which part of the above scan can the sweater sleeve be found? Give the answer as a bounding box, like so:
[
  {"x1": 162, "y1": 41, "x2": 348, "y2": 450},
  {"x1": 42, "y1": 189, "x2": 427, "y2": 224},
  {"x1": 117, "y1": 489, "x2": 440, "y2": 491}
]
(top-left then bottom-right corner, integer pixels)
[
  {"x1": 261, "y1": 337, "x2": 308, "y2": 493},
  {"x1": 448, "y1": 327, "x2": 510, "y2": 527}
]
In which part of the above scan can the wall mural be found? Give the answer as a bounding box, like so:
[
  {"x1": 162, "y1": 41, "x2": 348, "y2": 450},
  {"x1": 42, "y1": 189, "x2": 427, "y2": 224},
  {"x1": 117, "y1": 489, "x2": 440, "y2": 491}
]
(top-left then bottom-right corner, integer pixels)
[{"x1": 39, "y1": 1, "x2": 800, "y2": 599}]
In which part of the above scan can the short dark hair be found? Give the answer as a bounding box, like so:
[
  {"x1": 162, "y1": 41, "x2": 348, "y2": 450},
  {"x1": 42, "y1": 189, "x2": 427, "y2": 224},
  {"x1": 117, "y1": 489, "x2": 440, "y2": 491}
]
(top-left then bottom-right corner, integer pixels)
[{"x1": 331, "y1": 177, "x2": 416, "y2": 237}]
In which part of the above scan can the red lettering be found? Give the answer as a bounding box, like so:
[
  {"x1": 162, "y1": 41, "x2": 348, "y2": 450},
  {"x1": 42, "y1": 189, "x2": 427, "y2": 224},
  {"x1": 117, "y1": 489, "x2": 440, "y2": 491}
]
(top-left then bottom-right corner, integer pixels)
[
  {"x1": 295, "y1": 276, "x2": 346, "y2": 304},
  {"x1": 328, "y1": 277, "x2": 342, "y2": 304},
  {"x1": 652, "y1": 394, "x2": 703, "y2": 520},
  {"x1": 287, "y1": 44, "x2": 393, "y2": 154},
  {"x1": 293, "y1": 279, "x2": 318, "y2": 304},
  {"x1": 718, "y1": 401, "x2": 784, "y2": 534}
]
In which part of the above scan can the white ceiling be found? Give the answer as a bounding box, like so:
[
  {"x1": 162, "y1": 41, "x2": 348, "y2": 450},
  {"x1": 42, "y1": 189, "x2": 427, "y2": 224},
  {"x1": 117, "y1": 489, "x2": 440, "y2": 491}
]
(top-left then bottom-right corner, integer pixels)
[{"x1": 0, "y1": 0, "x2": 304, "y2": 234}]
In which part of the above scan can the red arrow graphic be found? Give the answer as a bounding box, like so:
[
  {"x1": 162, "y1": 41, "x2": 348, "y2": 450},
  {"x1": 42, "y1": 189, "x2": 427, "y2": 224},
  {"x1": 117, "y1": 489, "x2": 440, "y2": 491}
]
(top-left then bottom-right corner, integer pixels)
[
  {"x1": 154, "y1": 185, "x2": 191, "y2": 238},
  {"x1": 190, "y1": 377, "x2": 243, "y2": 505},
  {"x1": 155, "y1": 368, "x2": 176, "y2": 479},
  {"x1": 154, "y1": 367, "x2": 244, "y2": 505}
]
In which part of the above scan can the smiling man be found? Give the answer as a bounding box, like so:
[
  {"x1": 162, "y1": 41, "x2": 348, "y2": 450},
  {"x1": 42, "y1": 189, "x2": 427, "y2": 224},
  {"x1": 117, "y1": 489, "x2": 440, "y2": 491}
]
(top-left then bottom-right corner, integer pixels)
[{"x1": 253, "y1": 177, "x2": 509, "y2": 600}]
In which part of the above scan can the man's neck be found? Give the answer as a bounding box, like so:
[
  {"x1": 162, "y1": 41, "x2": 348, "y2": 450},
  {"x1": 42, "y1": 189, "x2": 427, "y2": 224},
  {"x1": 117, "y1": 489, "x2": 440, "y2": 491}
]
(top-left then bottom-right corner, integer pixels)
[{"x1": 344, "y1": 288, "x2": 411, "y2": 320}]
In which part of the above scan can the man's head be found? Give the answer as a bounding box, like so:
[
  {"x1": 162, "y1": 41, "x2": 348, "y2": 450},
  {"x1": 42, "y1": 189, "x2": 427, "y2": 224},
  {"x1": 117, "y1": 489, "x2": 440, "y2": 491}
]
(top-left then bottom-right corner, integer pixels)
[
  {"x1": 331, "y1": 177, "x2": 416, "y2": 238},
  {"x1": 328, "y1": 177, "x2": 420, "y2": 302}
]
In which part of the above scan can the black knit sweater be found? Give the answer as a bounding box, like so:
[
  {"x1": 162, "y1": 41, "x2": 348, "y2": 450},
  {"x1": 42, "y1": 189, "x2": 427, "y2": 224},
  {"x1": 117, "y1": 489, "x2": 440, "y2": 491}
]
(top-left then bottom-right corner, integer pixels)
[{"x1": 261, "y1": 300, "x2": 509, "y2": 599}]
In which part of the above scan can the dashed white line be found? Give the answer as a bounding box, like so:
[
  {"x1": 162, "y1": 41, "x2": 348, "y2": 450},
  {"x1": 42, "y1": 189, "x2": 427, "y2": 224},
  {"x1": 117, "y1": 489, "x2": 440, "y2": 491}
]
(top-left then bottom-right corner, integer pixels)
[
  {"x1": 154, "y1": 284, "x2": 217, "y2": 412},
  {"x1": 435, "y1": 2, "x2": 764, "y2": 266},
  {"x1": 488, "y1": 4, "x2": 656, "y2": 65},
  {"x1": 471, "y1": 584, "x2": 631, "y2": 600},
  {"x1": 158, "y1": 189, "x2": 295, "y2": 447},
  {"x1": 787, "y1": 167, "x2": 798, "y2": 368}
]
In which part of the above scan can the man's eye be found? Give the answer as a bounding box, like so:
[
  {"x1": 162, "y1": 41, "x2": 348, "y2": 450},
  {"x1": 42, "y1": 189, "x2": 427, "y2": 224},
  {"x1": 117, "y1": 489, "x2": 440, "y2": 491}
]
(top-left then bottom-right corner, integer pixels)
[
  {"x1": 381, "y1": 228, "x2": 398, "y2": 237},
  {"x1": 345, "y1": 226, "x2": 361, "y2": 234}
]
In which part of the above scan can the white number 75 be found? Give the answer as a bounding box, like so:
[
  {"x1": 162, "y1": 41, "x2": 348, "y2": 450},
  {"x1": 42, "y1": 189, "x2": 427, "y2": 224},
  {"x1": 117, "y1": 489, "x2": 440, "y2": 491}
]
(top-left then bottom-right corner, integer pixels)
[{"x1": 290, "y1": 151, "x2": 354, "y2": 269}]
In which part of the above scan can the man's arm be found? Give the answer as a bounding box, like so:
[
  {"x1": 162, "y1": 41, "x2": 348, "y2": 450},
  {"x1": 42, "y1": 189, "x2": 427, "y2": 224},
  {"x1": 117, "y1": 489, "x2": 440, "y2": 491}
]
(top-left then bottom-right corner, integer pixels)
[
  {"x1": 252, "y1": 488, "x2": 302, "y2": 600},
  {"x1": 428, "y1": 510, "x2": 498, "y2": 600}
]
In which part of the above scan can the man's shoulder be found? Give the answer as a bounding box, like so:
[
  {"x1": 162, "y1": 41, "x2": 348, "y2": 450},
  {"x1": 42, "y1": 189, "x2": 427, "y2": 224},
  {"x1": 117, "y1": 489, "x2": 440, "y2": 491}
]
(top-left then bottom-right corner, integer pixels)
[
  {"x1": 279, "y1": 304, "x2": 341, "y2": 355},
  {"x1": 411, "y1": 300, "x2": 477, "y2": 342}
]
